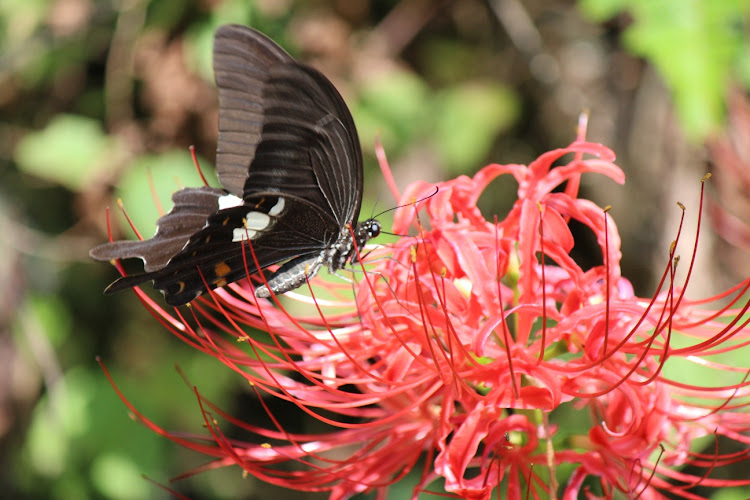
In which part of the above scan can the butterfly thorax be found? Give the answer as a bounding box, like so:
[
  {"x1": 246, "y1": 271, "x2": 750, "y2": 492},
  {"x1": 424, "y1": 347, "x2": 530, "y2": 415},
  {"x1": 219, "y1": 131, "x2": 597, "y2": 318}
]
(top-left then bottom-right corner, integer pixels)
[{"x1": 329, "y1": 218, "x2": 380, "y2": 270}]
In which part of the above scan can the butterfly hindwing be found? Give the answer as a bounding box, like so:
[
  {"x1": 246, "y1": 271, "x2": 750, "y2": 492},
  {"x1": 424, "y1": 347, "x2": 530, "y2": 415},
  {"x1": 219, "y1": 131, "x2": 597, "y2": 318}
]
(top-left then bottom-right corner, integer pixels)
[
  {"x1": 90, "y1": 186, "x2": 226, "y2": 273},
  {"x1": 97, "y1": 195, "x2": 342, "y2": 305},
  {"x1": 158, "y1": 195, "x2": 344, "y2": 304}
]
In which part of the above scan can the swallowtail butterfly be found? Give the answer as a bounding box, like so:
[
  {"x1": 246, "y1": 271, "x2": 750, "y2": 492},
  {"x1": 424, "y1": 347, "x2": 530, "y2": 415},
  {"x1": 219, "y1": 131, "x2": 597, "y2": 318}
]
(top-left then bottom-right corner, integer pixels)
[{"x1": 90, "y1": 24, "x2": 379, "y2": 306}]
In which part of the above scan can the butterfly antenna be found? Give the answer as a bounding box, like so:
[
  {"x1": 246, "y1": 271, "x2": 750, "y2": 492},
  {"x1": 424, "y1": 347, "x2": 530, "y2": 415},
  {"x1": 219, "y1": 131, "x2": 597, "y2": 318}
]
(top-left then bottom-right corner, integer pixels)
[
  {"x1": 372, "y1": 186, "x2": 438, "y2": 219},
  {"x1": 372, "y1": 186, "x2": 439, "y2": 237},
  {"x1": 190, "y1": 145, "x2": 211, "y2": 187},
  {"x1": 370, "y1": 191, "x2": 384, "y2": 219}
]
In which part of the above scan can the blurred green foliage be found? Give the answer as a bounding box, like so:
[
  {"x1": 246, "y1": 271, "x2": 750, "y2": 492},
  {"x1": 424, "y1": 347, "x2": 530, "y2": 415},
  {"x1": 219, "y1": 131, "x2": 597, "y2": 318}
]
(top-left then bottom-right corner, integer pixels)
[
  {"x1": 15, "y1": 114, "x2": 120, "y2": 190},
  {"x1": 114, "y1": 150, "x2": 218, "y2": 237},
  {"x1": 355, "y1": 71, "x2": 518, "y2": 172},
  {"x1": 579, "y1": 0, "x2": 750, "y2": 140},
  {"x1": 1, "y1": 0, "x2": 749, "y2": 499}
]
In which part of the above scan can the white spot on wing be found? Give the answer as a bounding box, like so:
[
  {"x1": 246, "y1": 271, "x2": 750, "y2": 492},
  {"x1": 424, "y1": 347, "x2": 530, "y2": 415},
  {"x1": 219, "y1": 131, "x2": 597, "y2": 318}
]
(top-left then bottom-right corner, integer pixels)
[
  {"x1": 218, "y1": 194, "x2": 243, "y2": 210},
  {"x1": 233, "y1": 228, "x2": 257, "y2": 242},
  {"x1": 245, "y1": 211, "x2": 270, "y2": 230},
  {"x1": 269, "y1": 197, "x2": 285, "y2": 216}
]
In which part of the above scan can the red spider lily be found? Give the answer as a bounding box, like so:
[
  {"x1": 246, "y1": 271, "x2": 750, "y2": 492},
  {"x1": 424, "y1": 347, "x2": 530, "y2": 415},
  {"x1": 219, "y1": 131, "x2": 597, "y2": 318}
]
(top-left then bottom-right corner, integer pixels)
[{"x1": 101, "y1": 124, "x2": 750, "y2": 499}]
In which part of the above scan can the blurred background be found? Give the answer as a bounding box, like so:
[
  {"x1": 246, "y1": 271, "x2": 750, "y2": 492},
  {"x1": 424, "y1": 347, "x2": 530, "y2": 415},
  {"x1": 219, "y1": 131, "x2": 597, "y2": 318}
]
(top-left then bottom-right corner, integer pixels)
[{"x1": 1, "y1": 0, "x2": 749, "y2": 498}]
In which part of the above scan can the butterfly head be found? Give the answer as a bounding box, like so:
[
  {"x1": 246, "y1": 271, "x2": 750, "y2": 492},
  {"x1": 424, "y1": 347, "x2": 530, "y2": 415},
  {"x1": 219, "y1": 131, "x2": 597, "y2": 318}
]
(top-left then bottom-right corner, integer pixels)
[
  {"x1": 357, "y1": 218, "x2": 380, "y2": 246},
  {"x1": 349, "y1": 218, "x2": 380, "y2": 265}
]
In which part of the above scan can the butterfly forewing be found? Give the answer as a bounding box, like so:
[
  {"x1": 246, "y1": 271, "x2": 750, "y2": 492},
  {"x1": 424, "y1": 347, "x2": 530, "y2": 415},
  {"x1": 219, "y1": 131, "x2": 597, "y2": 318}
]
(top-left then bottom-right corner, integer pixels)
[
  {"x1": 213, "y1": 25, "x2": 293, "y2": 197},
  {"x1": 242, "y1": 62, "x2": 363, "y2": 228}
]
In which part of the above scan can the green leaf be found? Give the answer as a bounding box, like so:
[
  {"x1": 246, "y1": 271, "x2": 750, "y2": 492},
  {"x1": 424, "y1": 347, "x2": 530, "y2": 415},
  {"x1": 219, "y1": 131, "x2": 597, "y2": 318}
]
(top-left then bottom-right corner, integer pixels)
[
  {"x1": 184, "y1": 22, "x2": 218, "y2": 82},
  {"x1": 622, "y1": 0, "x2": 746, "y2": 138},
  {"x1": 578, "y1": 0, "x2": 750, "y2": 140},
  {"x1": 577, "y1": 0, "x2": 629, "y2": 20},
  {"x1": 713, "y1": 487, "x2": 750, "y2": 500},
  {"x1": 433, "y1": 83, "x2": 519, "y2": 172},
  {"x1": 737, "y1": 42, "x2": 750, "y2": 88},
  {"x1": 90, "y1": 453, "x2": 150, "y2": 500},
  {"x1": 0, "y1": 0, "x2": 48, "y2": 48},
  {"x1": 353, "y1": 71, "x2": 430, "y2": 153},
  {"x1": 418, "y1": 38, "x2": 487, "y2": 85},
  {"x1": 24, "y1": 368, "x2": 95, "y2": 477},
  {"x1": 113, "y1": 150, "x2": 218, "y2": 239},
  {"x1": 14, "y1": 114, "x2": 119, "y2": 191},
  {"x1": 24, "y1": 295, "x2": 72, "y2": 347}
]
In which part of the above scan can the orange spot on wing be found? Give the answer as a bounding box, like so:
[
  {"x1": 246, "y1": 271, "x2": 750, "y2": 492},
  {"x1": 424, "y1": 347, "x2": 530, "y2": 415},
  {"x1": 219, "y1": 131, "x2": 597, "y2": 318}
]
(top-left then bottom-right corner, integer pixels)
[{"x1": 214, "y1": 261, "x2": 231, "y2": 277}]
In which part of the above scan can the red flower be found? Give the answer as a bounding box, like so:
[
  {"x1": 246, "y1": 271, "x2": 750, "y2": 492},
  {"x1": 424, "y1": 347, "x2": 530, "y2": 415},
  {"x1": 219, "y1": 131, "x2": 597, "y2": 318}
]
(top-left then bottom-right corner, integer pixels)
[{"x1": 102, "y1": 126, "x2": 750, "y2": 499}]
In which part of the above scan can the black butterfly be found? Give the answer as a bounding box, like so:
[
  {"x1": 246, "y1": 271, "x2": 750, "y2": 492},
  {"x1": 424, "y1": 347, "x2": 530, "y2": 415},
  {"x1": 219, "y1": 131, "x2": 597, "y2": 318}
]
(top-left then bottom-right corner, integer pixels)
[{"x1": 90, "y1": 24, "x2": 380, "y2": 306}]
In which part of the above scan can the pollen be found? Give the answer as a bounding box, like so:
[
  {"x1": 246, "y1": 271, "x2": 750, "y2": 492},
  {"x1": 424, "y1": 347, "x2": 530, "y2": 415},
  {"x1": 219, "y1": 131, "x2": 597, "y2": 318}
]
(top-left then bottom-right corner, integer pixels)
[
  {"x1": 453, "y1": 277, "x2": 472, "y2": 299},
  {"x1": 214, "y1": 278, "x2": 227, "y2": 287},
  {"x1": 215, "y1": 261, "x2": 231, "y2": 277}
]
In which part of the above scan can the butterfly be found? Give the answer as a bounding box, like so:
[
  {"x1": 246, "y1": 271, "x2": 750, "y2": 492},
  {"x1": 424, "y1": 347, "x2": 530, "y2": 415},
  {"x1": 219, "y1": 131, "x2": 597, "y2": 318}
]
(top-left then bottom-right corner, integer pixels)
[{"x1": 90, "y1": 24, "x2": 380, "y2": 306}]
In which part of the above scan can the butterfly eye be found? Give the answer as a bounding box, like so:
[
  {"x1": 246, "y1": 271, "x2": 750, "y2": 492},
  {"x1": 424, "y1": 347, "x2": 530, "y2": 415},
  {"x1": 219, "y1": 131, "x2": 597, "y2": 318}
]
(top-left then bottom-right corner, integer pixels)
[{"x1": 369, "y1": 221, "x2": 381, "y2": 238}]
